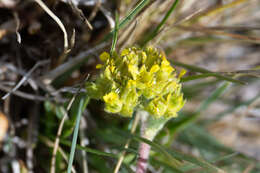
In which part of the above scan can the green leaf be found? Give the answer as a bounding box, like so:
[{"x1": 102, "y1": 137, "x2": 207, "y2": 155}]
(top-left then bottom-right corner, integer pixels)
[
  {"x1": 212, "y1": 152, "x2": 239, "y2": 163},
  {"x1": 141, "y1": 0, "x2": 179, "y2": 46},
  {"x1": 181, "y1": 73, "x2": 245, "y2": 84},
  {"x1": 67, "y1": 96, "x2": 90, "y2": 173},
  {"x1": 171, "y1": 61, "x2": 245, "y2": 84},
  {"x1": 182, "y1": 79, "x2": 220, "y2": 99},
  {"x1": 88, "y1": 155, "x2": 113, "y2": 173},
  {"x1": 104, "y1": 0, "x2": 150, "y2": 41},
  {"x1": 171, "y1": 61, "x2": 214, "y2": 73},
  {"x1": 209, "y1": 93, "x2": 260, "y2": 122},
  {"x1": 113, "y1": 129, "x2": 221, "y2": 172},
  {"x1": 197, "y1": 82, "x2": 230, "y2": 112},
  {"x1": 60, "y1": 139, "x2": 118, "y2": 158},
  {"x1": 55, "y1": 106, "x2": 66, "y2": 119},
  {"x1": 180, "y1": 125, "x2": 233, "y2": 156},
  {"x1": 133, "y1": 135, "x2": 222, "y2": 172},
  {"x1": 150, "y1": 157, "x2": 184, "y2": 173},
  {"x1": 166, "y1": 112, "x2": 198, "y2": 136},
  {"x1": 164, "y1": 82, "x2": 230, "y2": 147},
  {"x1": 110, "y1": 12, "x2": 119, "y2": 54},
  {"x1": 118, "y1": 0, "x2": 150, "y2": 30}
]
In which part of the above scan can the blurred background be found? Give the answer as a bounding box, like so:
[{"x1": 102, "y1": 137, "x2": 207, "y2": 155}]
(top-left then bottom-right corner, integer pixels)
[{"x1": 0, "y1": 0, "x2": 259, "y2": 172}]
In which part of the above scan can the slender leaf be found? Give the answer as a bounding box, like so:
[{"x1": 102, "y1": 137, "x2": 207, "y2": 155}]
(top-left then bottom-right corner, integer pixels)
[
  {"x1": 133, "y1": 135, "x2": 222, "y2": 172},
  {"x1": 110, "y1": 12, "x2": 119, "y2": 54},
  {"x1": 181, "y1": 73, "x2": 245, "y2": 84},
  {"x1": 118, "y1": 0, "x2": 150, "y2": 30},
  {"x1": 104, "y1": 0, "x2": 150, "y2": 41},
  {"x1": 212, "y1": 152, "x2": 239, "y2": 163},
  {"x1": 171, "y1": 61, "x2": 245, "y2": 84},
  {"x1": 180, "y1": 125, "x2": 233, "y2": 155},
  {"x1": 142, "y1": 0, "x2": 179, "y2": 45},
  {"x1": 89, "y1": 155, "x2": 113, "y2": 173},
  {"x1": 67, "y1": 96, "x2": 89, "y2": 173},
  {"x1": 165, "y1": 82, "x2": 231, "y2": 146},
  {"x1": 172, "y1": 61, "x2": 212, "y2": 73},
  {"x1": 209, "y1": 93, "x2": 260, "y2": 122},
  {"x1": 60, "y1": 139, "x2": 119, "y2": 158},
  {"x1": 197, "y1": 82, "x2": 230, "y2": 112},
  {"x1": 183, "y1": 79, "x2": 220, "y2": 99},
  {"x1": 150, "y1": 158, "x2": 184, "y2": 173},
  {"x1": 113, "y1": 128, "x2": 221, "y2": 172}
]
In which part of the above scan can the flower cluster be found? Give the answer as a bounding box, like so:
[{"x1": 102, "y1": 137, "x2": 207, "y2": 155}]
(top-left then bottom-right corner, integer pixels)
[{"x1": 86, "y1": 46, "x2": 185, "y2": 118}]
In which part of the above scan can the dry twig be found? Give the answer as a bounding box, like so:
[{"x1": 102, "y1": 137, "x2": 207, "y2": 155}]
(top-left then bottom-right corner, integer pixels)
[
  {"x1": 1, "y1": 60, "x2": 49, "y2": 100},
  {"x1": 34, "y1": 0, "x2": 70, "y2": 64},
  {"x1": 40, "y1": 42, "x2": 108, "y2": 85},
  {"x1": 113, "y1": 113, "x2": 140, "y2": 173}
]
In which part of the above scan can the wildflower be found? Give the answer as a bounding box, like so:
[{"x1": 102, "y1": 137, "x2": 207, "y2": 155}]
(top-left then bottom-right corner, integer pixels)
[{"x1": 86, "y1": 46, "x2": 185, "y2": 118}]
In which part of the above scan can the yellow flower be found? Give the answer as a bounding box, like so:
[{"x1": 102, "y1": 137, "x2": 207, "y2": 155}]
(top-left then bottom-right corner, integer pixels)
[
  {"x1": 103, "y1": 92, "x2": 123, "y2": 113},
  {"x1": 100, "y1": 52, "x2": 110, "y2": 62},
  {"x1": 86, "y1": 46, "x2": 185, "y2": 118}
]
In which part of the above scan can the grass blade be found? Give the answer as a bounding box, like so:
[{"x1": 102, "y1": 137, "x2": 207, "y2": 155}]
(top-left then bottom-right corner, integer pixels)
[
  {"x1": 171, "y1": 60, "x2": 245, "y2": 84},
  {"x1": 150, "y1": 158, "x2": 184, "y2": 173},
  {"x1": 133, "y1": 135, "x2": 222, "y2": 172},
  {"x1": 171, "y1": 60, "x2": 211, "y2": 73},
  {"x1": 181, "y1": 125, "x2": 233, "y2": 154},
  {"x1": 60, "y1": 139, "x2": 119, "y2": 158},
  {"x1": 165, "y1": 82, "x2": 231, "y2": 146},
  {"x1": 210, "y1": 93, "x2": 260, "y2": 122},
  {"x1": 104, "y1": 0, "x2": 150, "y2": 41},
  {"x1": 113, "y1": 128, "x2": 222, "y2": 172},
  {"x1": 141, "y1": 0, "x2": 179, "y2": 46},
  {"x1": 67, "y1": 96, "x2": 89, "y2": 173},
  {"x1": 197, "y1": 82, "x2": 230, "y2": 112},
  {"x1": 110, "y1": 12, "x2": 119, "y2": 54},
  {"x1": 181, "y1": 73, "x2": 245, "y2": 84},
  {"x1": 119, "y1": 0, "x2": 150, "y2": 30}
]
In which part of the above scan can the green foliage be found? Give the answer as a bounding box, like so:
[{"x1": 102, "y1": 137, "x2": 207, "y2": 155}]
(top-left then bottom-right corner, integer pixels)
[
  {"x1": 113, "y1": 128, "x2": 221, "y2": 172},
  {"x1": 43, "y1": 101, "x2": 76, "y2": 138}
]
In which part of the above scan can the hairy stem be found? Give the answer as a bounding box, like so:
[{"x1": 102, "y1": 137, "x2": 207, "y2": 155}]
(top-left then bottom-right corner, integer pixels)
[
  {"x1": 136, "y1": 111, "x2": 170, "y2": 173},
  {"x1": 136, "y1": 141, "x2": 151, "y2": 173},
  {"x1": 136, "y1": 111, "x2": 149, "y2": 173}
]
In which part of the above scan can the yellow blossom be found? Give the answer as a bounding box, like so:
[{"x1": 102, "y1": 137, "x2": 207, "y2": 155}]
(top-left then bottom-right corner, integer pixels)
[{"x1": 86, "y1": 46, "x2": 185, "y2": 118}]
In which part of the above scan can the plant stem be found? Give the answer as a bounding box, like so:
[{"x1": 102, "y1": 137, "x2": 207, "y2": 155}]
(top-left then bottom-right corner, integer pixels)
[
  {"x1": 136, "y1": 111, "x2": 170, "y2": 173},
  {"x1": 136, "y1": 142, "x2": 151, "y2": 173},
  {"x1": 136, "y1": 111, "x2": 150, "y2": 173}
]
